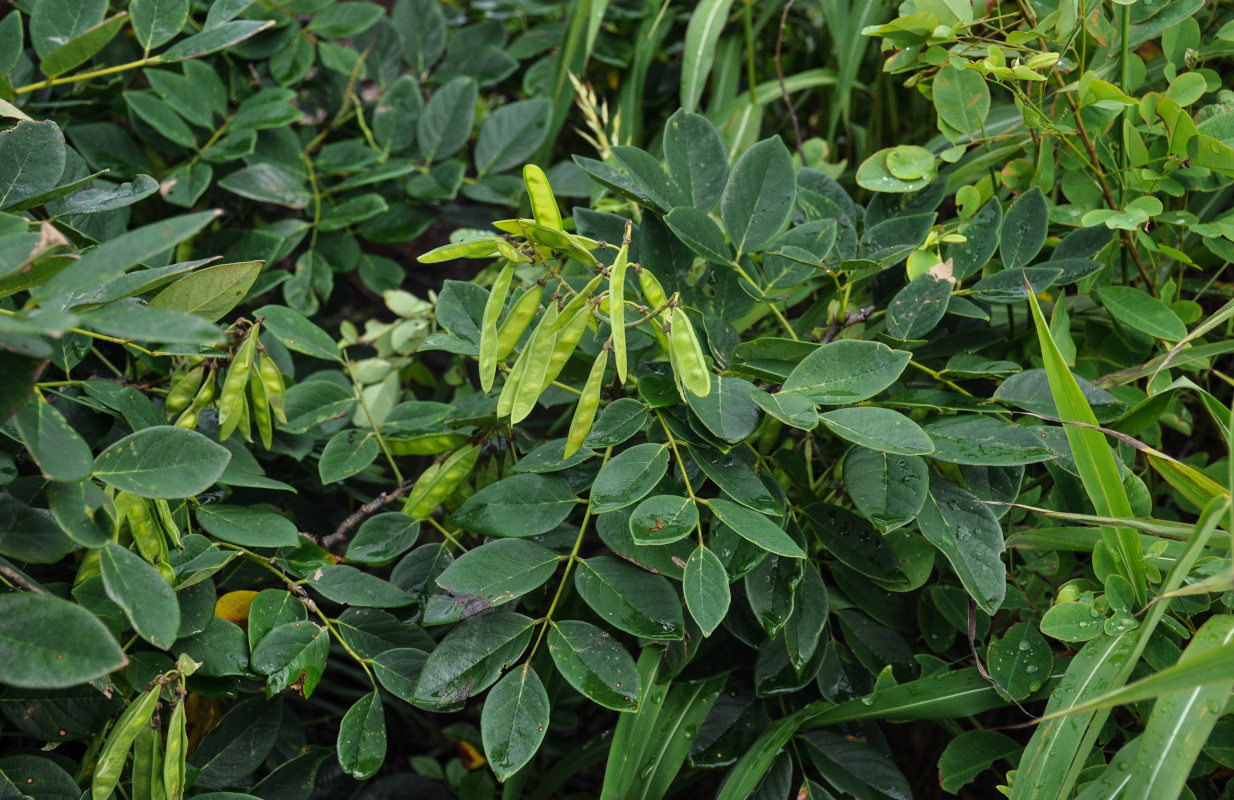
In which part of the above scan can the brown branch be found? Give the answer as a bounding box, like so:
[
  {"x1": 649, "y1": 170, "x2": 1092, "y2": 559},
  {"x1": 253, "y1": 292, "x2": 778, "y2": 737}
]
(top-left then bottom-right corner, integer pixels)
[
  {"x1": 321, "y1": 478, "x2": 418, "y2": 551},
  {"x1": 775, "y1": 0, "x2": 805, "y2": 160},
  {"x1": 820, "y1": 305, "x2": 874, "y2": 343},
  {"x1": 0, "y1": 564, "x2": 47, "y2": 594}
]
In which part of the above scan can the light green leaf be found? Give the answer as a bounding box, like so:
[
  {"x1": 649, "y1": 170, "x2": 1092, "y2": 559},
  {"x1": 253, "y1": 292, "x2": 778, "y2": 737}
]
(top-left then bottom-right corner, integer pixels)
[
  {"x1": 39, "y1": 12, "x2": 127, "y2": 79},
  {"x1": 148, "y1": 261, "x2": 262, "y2": 322}
]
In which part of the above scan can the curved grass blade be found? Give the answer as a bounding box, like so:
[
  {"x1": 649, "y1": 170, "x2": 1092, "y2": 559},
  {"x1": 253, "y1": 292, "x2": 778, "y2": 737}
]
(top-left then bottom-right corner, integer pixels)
[{"x1": 1026, "y1": 281, "x2": 1145, "y2": 605}]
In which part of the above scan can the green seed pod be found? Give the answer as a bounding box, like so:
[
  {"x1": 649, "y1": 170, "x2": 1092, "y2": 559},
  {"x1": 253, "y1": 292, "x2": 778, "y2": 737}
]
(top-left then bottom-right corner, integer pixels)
[
  {"x1": 609, "y1": 223, "x2": 631, "y2": 384},
  {"x1": 92, "y1": 686, "x2": 160, "y2": 800},
  {"x1": 637, "y1": 266, "x2": 668, "y2": 310},
  {"x1": 257, "y1": 355, "x2": 286, "y2": 424},
  {"x1": 219, "y1": 325, "x2": 259, "y2": 441},
  {"x1": 565, "y1": 349, "x2": 608, "y2": 459},
  {"x1": 667, "y1": 306, "x2": 711, "y2": 398},
  {"x1": 162, "y1": 699, "x2": 186, "y2": 800},
  {"x1": 496, "y1": 286, "x2": 542, "y2": 361},
  {"x1": 508, "y1": 302, "x2": 559, "y2": 423},
  {"x1": 405, "y1": 445, "x2": 481, "y2": 520},
  {"x1": 538, "y1": 302, "x2": 592, "y2": 394},
  {"x1": 164, "y1": 365, "x2": 204, "y2": 417},
  {"x1": 249, "y1": 355, "x2": 273, "y2": 450},
  {"x1": 480, "y1": 265, "x2": 514, "y2": 393}
]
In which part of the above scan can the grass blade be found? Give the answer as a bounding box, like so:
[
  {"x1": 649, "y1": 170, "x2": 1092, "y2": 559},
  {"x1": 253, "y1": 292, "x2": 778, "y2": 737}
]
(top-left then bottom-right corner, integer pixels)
[
  {"x1": 681, "y1": 0, "x2": 737, "y2": 114},
  {"x1": 601, "y1": 647, "x2": 665, "y2": 799},
  {"x1": 636, "y1": 676, "x2": 727, "y2": 800},
  {"x1": 1026, "y1": 285, "x2": 1146, "y2": 605}
]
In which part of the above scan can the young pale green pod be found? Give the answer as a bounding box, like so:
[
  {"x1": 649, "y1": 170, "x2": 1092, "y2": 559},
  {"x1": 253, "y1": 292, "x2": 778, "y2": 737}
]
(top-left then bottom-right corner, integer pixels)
[
  {"x1": 564, "y1": 349, "x2": 608, "y2": 459},
  {"x1": 549, "y1": 273, "x2": 604, "y2": 334},
  {"x1": 480, "y1": 265, "x2": 514, "y2": 393},
  {"x1": 404, "y1": 445, "x2": 481, "y2": 520},
  {"x1": 249, "y1": 356, "x2": 274, "y2": 450},
  {"x1": 152, "y1": 499, "x2": 181, "y2": 549},
  {"x1": 219, "y1": 325, "x2": 259, "y2": 441},
  {"x1": 667, "y1": 306, "x2": 711, "y2": 398},
  {"x1": 92, "y1": 686, "x2": 160, "y2": 800},
  {"x1": 494, "y1": 238, "x2": 532, "y2": 263},
  {"x1": 495, "y1": 218, "x2": 598, "y2": 266},
  {"x1": 119, "y1": 493, "x2": 168, "y2": 568},
  {"x1": 164, "y1": 365, "x2": 204, "y2": 417},
  {"x1": 257, "y1": 356, "x2": 286, "y2": 424},
  {"x1": 609, "y1": 222, "x2": 632, "y2": 384},
  {"x1": 637, "y1": 266, "x2": 668, "y2": 310},
  {"x1": 523, "y1": 164, "x2": 562, "y2": 231},
  {"x1": 173, "y1": 409, "x2": 198, "y2": 430},
  {"x1": 508, "y1": 302, "x2": 560, "y2": 423},
  {"x1": 131, "y1": 720, "x2": 165, "y2": 800},
  {"x1": 163, "y1": 700, "x2": 187, "y2": 800},
  {"x1": 495, "y1": 286, "x2": 541, "y2": 361},
  {"x1": 417, "y1": 236, "x2": 500, "y2": 263},
  {"x1": 538, "y1": 302, "x2": 592, "y2": 394}
]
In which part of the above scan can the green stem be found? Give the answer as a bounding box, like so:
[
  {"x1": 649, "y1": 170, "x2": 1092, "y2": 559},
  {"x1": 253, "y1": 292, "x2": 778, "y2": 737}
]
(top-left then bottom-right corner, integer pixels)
[
  {"x1": 14, "y1": 56, "x2": 164, "y2": 94},
  {"x1": 526, "y1": 449, "x2": 610, "y2": 661},
  {"x1": 656, "y1": 412, "x2": 706, "y2": 546}
]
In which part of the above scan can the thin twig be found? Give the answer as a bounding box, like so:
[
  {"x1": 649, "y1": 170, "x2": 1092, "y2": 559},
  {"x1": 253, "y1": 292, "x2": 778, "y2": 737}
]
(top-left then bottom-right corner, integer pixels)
[
  {"x1": 820, "y1": 304, "x2": 874, "y2": 343},
  {"x1": 0, "y1": 564, "x2": 47, "y2": 594},
  {"x1": 321, "y1": 478, "x2": 418, "y2": 551},
  {"x1": 775, "y1": 0, "x2": 805, "y2": 160}
]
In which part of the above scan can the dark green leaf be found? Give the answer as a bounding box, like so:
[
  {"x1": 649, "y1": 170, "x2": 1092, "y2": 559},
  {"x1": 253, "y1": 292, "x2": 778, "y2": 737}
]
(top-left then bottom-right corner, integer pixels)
[
  {"x1": 818, "y1": 407, "x2": 934, "y2": 455},
  {"x1": 337, "y1": 692, "x2": 385, "y2": 780},
  {"x1": 573, "y1": 556, "x2": 685, "y2": 640},
  {"x1": 683, "y1": 544, "x2": 728, "y2": 636},
  {"x1": 418, "y1": 77, "x2": 477, "y2": 162},
  {"x1": 664, "y1": 109, "x2": 728, "y2": 211},
  {"x1": 917, "y1": 477, "x2": 1005, "y2": 615},
  {"x1": 781, "y1": 340, "x2": 911, "y2": 405},
  {"x1": 590, "y1": 443, "x2": 670, "y2": 513},
  {"x1": 721, "y1": 136, "x2": 796, "y2": 254},
  {"x1": 435, "y1": 539, "x2": 559, "y2": 607},
  {"x1": 685, "y1": 375, "x2": 760, "y2": 443},
  {"x1": 93, "y1": 426, "x2": 230, "y2": 498},
  {"x1": 482, "y1": 665, "x2": 550, "y2": 781},
  {"x1": 12, "y1": 395, "x2": 93, "y2": 481},
  {"x1": 922, "y1": 415, "x2": 1056, "y2": 466},
  {"x1": 548, "y1": 619, "x2": 640, "y2": 711},
  {"x1": 842, "y1": 448, "x2": 928, "y2": 532},
  {"x1": 99, "y1": 542, "x2": 179, "y2": 649},
  {"x1": 451, "y1": 474, "x2": 578, "y2": 537},
  {"x1": 475, "y1": 98, "x2": 551, "y2": 176},
  {"x1": 999, "y1": 187, "x2": 1048, "y2": 268},
  {"x1": 629, "y1": 495, "x2": 698, "y2": 545},
  {"x1": 987, "y1": 622, "x2": 1053, "y2": 700},
  {"x1": 707, "y1": 499, "x2": 804, "y2": 558},
  {"x1": 130, "y1": 0, "x2": 188, "y2": 49},
  {"x1": 346, "y1": 514, "x2": 420, "y2": 565},
  {"x1": 194, "y1": 505, "x2": 300, "y2": 548},
  {"x1": 937, "y1": 730, "x2": 1020, "y2": 794},
  {"x1": 0, "y1": 120, "x2": 66, "y2": 212},
  {"x1": 306, "y1": 566, "x2": 412, "y2": 608},
  {"x1": 0, "y1": 593, "x2": 125, "y2": 688},
  {"x1": 413, "y1": 612, "x2": 535, "y2": 710}
]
